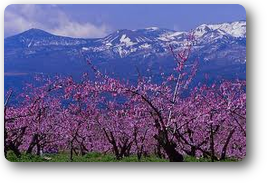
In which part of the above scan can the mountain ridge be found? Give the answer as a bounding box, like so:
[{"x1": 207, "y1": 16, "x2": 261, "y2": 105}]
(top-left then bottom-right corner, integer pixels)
[{"x1": 4, "y1": 20, "x2": 246, "y2": 90}]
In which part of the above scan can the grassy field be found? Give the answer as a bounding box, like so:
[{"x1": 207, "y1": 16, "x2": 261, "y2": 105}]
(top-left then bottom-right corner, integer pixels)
[{"x1": 6, "y1": 151, "x2": 238, "y2": 162}]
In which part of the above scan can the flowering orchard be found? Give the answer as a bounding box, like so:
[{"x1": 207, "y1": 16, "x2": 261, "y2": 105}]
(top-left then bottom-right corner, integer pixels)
[{"x1": 4, "y1": 35, "x2": 246, "y2": 162}]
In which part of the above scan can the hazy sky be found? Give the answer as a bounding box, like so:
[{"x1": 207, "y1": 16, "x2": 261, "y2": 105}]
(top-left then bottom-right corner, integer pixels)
[{"x1": 4, "y1": 4, "x2": 246, "y2": 38}]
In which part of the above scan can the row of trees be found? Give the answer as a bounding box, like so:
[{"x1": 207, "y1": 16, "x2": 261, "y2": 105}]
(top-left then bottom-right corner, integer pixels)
[{"x1": 4, "y1": 36, "x2": 246, "y2": 161}]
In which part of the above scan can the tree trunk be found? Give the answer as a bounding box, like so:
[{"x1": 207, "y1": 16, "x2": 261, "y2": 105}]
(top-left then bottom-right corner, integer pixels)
[
  {"x1": 7, "y1": 142, "x2": 21, "y2": 158},
  {"x1": 164, "y1": 142, "x2": 184, "y2": 162},
  {"x1": 27, "y1": 134, "x2": 38, "y2": 155},
  {"x1": 220, "y1": 128, "x2": 235, "y2": 160},
  {"x1": 155, "y1": 131, "x2": 183, "y2": 162},
  {"x1": 210, "y1": 124, "x2": 215, "y2": 162}
]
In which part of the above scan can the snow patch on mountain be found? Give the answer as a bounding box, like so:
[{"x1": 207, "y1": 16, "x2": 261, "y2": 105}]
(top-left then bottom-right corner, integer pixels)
[
  {"x1": 216, "y1": 21, "x2": 246, "y2": 37},
  {"x1": 157, "y1": 31, "x2": 185, "y2": 42},
  {"x1": 119, "y1": 34, "x2": 135, "y2": 47},
  {"x1": 82, "y1": 47, "x2": 91, "y2": 51},
  {"x1": 27, "y1": 40, "x2": 33, "y2": 48},
  {"x1": 106, "y1": 42, "x2": 112, "y2": 46},
  {"x1": 140, "y1": 43, "x2": 151, "y2": 49},
  {"x1": 145, "y1": 27, "x2": 160, "y2": 31},
  {"x1": 194, "y1": 21, "x2": 246, "y2": 38}
]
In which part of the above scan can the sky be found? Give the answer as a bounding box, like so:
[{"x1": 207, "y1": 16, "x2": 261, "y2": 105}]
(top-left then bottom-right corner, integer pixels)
[{"x1": 4, "y1": 4, "x2": 246, "y2": 38}]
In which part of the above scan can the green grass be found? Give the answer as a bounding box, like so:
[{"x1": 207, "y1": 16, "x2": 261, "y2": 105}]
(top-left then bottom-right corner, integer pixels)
[
  {"x1": 6, "y1": 151, "x2": 238, "y2": 162},
  {"x1": 6, "y1": 151, "x2": 168, "y2": 162},
  {"x1": 184, "y1": 156, "x2": 238, "y2": 162}
]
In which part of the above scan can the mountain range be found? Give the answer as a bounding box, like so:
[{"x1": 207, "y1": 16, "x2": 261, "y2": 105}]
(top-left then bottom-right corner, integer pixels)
[{"x1": 4, "y1": 20, "x2": 246, "y2": 91}]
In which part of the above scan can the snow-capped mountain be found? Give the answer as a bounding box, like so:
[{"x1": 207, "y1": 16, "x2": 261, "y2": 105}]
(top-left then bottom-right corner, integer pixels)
[
  {"x1": 4, "y1": 20, "x2": 246, "y2": 88},
  {"x1": 194, "y1": 21, "x2": 246, "y2": 38},
  {"x1": 5, "y1": 28, "x2": 93, "y2": 48}
]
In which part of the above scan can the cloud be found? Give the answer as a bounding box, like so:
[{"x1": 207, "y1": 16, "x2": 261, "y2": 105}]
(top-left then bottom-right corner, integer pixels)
[
  {"x1": 4, "y1": 4, "x2": 110, "y2": 38},
  {"x1": 51, "y1": 22, "x2": 109, "y2": 38}
]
